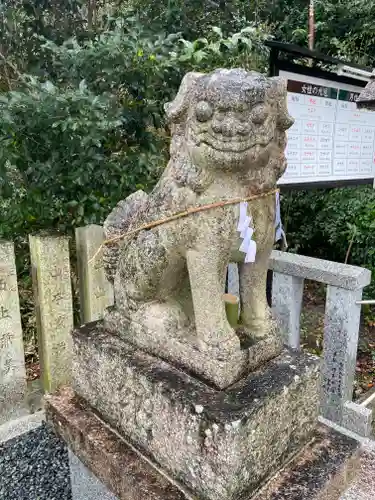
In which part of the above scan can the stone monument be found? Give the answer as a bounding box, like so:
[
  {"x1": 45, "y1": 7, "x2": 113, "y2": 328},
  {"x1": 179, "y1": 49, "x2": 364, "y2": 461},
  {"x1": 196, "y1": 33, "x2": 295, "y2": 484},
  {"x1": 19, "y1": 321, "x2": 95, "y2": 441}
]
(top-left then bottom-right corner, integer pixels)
[
  {"x1": 46, "y1": 69, "x2": 360, "y2": 500},
  {"x1": 102, "y1": 68, "x2": 293, "y2": 388}
]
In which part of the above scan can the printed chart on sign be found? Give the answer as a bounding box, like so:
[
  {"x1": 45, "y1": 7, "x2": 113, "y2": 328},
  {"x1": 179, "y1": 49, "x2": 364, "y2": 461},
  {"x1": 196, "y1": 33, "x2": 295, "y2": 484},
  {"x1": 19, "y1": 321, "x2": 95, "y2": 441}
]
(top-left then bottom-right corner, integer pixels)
[{"x1": 277, "y1": 70, "x2": 375, "y2": 185}]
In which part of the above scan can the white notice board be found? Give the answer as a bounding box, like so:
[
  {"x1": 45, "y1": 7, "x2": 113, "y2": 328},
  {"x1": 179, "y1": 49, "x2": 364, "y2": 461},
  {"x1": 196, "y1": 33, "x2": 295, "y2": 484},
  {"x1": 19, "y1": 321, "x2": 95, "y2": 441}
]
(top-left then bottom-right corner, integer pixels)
[{"x1": 278, "y1": 70, "x2": 375, "y2": 186}]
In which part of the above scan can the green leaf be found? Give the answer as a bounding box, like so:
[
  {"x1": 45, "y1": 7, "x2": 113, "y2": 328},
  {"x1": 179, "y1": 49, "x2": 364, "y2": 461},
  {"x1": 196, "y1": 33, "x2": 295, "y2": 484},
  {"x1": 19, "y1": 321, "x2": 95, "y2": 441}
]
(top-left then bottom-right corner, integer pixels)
[
  {"x1": 193, "y1": 50, "x2": 206, "y2": 63},
  {"x1": 212, "y1": 27, "x2": 223, "y2": 37}
]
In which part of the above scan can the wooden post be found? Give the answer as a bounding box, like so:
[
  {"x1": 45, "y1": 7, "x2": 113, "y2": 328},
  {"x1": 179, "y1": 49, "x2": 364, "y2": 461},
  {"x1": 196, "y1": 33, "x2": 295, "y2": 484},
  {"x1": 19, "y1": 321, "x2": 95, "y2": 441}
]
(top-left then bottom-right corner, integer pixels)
[
  {"x1": 29, "y1": 234, "x2": 73, "y2": 393},
  {"x1": 75, "y1": 225, "x2": 114, "y2": 324},
  {"x1": 0, "y1": 241, "x2": 27, "y2": 424}
]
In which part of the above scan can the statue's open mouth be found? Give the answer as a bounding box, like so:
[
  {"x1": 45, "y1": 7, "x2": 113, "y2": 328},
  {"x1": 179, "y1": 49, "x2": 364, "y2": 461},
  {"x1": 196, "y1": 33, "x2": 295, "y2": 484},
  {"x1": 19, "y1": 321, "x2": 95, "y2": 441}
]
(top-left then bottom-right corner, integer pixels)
[
  {"x1": 203, "y1": 141, "x2": 251, "y2": 153},
  {"x1": 197, "y1": 134, "x2": 271, "y2": 154}
]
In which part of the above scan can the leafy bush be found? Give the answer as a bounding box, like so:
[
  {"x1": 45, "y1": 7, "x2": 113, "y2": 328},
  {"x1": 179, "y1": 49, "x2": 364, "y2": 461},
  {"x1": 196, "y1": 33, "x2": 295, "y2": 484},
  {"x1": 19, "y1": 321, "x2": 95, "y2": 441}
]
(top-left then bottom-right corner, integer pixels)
[
  {"x1": 282, "y1": 186, "x2": 375, "y2": 298},
  {"x1": 260, "y1": 0, "x2": 375, "y2": 67},
  {"x1": 123, "y1": 0, "x2": 257, "y2": 38},
  {"x1": 0, "y1": 0, "x2": 89, "y2": 89},
  {"x1": 0, "y1": 19, "x2": 269, "y2": 241},
  {"x1": 126, "y1": 0, "x2": 375, "y2": 67},
  {"x1": 0, "y1": 76, "x2": 162, "y2": 236}
]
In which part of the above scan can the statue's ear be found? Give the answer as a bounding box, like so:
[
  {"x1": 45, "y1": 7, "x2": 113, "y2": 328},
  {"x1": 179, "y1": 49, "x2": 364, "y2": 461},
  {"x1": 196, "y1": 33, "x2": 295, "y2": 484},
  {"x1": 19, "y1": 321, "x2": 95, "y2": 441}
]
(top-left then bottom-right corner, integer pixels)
[
  {"x1": 269, "y1": 76, "x2": 294, "y2": 131},
  {"x1": 164, "y1": 72, "x2": 204, "y2": 124}
]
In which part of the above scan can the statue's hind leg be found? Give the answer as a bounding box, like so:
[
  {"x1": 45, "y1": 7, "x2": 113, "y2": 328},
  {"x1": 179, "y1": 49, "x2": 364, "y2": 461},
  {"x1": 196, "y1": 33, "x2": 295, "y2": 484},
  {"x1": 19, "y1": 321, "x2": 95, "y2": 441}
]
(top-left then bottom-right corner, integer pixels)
[{"x1": 108, "y1": 228, "x2": 190, "y2": 339}]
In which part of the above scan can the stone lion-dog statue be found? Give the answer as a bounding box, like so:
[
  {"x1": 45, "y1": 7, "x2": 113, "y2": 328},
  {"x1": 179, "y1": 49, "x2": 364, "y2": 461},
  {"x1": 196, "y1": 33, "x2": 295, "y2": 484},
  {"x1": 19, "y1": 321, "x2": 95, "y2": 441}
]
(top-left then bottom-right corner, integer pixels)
[{"x1": 103, "y1": 68, "x2": 293, "y2": 388}]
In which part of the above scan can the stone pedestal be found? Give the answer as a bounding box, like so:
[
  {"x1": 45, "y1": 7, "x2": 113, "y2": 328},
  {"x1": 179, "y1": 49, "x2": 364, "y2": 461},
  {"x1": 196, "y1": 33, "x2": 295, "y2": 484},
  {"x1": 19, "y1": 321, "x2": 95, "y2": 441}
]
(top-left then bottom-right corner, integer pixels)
[
  {"x1": 66, "y1": 322, "x2": 323, "y2": 500},
  {"x1": 45, "y1": 387, "x2": 361, "y2": 500}
]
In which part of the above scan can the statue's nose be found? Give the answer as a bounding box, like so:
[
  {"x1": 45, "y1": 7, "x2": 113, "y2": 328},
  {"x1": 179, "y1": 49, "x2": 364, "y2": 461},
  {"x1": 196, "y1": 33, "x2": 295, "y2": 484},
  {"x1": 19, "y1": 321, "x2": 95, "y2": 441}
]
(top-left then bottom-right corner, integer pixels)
[
  {"x1": 211, "y1": 118, "x2": 235, "y2": 136},
  {"x1": 237, "y1": 123, "x2": 251, "y2": 136},
  {"x1": 211, "y1": 118, "x2": 251, "y2": 137}
]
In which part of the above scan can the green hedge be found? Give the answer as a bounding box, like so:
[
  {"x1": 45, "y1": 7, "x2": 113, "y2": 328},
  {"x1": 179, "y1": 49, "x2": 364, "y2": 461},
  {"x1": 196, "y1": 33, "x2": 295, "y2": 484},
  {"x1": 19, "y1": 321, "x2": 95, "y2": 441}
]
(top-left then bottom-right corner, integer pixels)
[{"x1": 282, "y1": 186, "x2": 375, "y2": 298}]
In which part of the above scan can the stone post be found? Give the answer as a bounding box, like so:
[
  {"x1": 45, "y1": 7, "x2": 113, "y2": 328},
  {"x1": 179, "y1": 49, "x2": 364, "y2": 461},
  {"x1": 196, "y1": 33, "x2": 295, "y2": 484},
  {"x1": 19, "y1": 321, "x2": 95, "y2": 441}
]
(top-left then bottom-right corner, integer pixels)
[
  {"x1": 269, "y1": 249, "x2": 371, "y2": 427},
  {"x1": 0, "y1": 241, "x2": 27, "y2": 424},
  {"x1": 271, "y1": 272, "x2": 304, "y2": 350},
  {"x1": 29, "y1": 234, "x2": 73, "y2": 393},
  {"x1": 342, "y1": 401, "x2": 373, "y2": 437},
  {"x1": 227, "y1": 263, "x2": 240, "y2": 297},
  {"x1": 75, "y1": 225, "x2": 114, "y2": 324},
  {"x1": 321, "y1": 285, "x2": 362, "y2": 423}
]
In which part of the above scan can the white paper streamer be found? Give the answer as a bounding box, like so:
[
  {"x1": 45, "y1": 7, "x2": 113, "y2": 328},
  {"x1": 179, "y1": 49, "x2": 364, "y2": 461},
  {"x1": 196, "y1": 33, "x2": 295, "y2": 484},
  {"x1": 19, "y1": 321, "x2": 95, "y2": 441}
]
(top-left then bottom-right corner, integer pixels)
[
  {"x1": 245, "y1": 240, "x2": 257, "y2": 263},
  {"x1": 239, "y1": 227, "x2": 254, "y2": 253},
  {"x1": 236, "y1": 202, "x2": 257, "y2": 263},
  {"x1": 275, "y1": 191, "x2": 286, "y2": 244},
  {"x1": 240, "y1": 216, "x2": 251, "y2": 238},
  {"x1": 237, "y1": 202, "x2": 248, "y2": 231}
]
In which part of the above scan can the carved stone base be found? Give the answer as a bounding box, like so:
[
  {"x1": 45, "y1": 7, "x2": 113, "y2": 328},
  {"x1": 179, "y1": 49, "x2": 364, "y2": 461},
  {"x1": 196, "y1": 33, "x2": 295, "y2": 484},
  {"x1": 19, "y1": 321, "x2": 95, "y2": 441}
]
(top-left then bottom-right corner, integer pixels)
[
  {"x1": 70, "y1": 322, "x2": 321, "y2": 500},
  {"x1": 45, "y1": 387, "x2": 361, "y2": 500},
  {"x1": 104, "y1": 308, "x2": 283, "y2": 389}
]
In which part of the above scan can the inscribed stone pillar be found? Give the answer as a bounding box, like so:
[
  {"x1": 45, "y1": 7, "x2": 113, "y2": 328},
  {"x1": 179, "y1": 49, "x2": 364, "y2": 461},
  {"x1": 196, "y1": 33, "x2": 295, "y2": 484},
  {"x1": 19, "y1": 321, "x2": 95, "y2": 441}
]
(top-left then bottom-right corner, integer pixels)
[
  {"x1": 321, "y1": 285, "x2": 362, "y2": 423},
  {"x1": 0, "y1": 241, "x2": 27, "y2": 424},
  {"x1": 29, "y1": 234, "x2": 73, "y2": 393}
]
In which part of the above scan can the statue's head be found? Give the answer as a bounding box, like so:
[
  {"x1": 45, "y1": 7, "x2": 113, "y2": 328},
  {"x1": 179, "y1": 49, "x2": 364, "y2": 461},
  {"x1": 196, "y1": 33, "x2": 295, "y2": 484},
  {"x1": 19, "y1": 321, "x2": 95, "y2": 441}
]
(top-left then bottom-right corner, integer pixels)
[{"x1": 165, "y1": 69, "x2": 293, "y2": 174}]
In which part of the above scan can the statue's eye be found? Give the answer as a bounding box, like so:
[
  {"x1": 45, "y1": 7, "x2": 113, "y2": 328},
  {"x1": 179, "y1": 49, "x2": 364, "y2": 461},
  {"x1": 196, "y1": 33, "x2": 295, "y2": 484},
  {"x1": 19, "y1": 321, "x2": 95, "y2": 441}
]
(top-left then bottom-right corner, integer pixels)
[
  {"x1": 251, "y1": 106, "x2": 268, "y2": 125},
  {"x1": 195, "y1": 101, "x2": 213, "y2": 122}
]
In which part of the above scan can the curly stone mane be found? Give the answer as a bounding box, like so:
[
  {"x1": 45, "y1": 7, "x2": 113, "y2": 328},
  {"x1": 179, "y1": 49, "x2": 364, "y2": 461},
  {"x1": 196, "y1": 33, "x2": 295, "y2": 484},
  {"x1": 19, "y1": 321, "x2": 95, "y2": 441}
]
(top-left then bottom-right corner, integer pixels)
[{"x1": 163, "y1": 70, "x2": 293, "y2": 194}]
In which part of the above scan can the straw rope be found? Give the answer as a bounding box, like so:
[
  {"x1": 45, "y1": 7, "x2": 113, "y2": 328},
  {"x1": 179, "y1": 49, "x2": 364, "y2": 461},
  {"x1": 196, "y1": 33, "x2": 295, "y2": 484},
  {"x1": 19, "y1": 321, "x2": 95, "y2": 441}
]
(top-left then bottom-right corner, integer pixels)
[{"x1": 89, "y1": 187, "x2": 279, "y2": 264}]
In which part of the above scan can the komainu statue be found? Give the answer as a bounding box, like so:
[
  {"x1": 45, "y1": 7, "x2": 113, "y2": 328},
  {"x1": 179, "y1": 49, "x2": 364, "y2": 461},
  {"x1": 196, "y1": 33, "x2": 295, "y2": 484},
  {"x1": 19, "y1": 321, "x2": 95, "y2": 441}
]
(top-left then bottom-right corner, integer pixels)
[{"x1": 103, "y1": 69, "x2": 293, "y2": 388}]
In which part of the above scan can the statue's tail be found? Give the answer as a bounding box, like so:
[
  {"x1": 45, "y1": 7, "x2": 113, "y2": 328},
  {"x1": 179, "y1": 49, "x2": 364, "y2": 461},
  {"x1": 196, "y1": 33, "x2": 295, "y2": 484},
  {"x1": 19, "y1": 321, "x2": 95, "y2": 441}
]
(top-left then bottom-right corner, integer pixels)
[{"x1": 103, "y1": 190, "x2": 149, "y2": 283}]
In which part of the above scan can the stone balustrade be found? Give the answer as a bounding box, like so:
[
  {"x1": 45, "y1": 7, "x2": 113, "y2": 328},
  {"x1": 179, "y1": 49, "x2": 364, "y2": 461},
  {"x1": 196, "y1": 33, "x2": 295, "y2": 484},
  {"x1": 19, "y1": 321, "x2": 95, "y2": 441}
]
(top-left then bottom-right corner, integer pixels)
[
  {"x1": 262, "y1": 251, "x2": 371, "y2": 435},
  {"x1": 1, "y1": 228, "x2": 374, "y2": 438},
  {"x1": 228, "y1": 251, "x2": 373, "y2": 435}
]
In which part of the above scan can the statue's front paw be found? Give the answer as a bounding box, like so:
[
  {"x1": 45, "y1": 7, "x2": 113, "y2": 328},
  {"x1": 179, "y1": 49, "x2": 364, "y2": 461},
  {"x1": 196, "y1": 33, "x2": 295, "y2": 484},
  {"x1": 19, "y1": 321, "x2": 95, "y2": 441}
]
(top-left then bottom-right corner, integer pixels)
[
  {"x1": 196, "y1": 324, "x2": 241, "y2": 358},
  {"x1": 238, "y1": 313, "x2": 277, "y2": 343}
]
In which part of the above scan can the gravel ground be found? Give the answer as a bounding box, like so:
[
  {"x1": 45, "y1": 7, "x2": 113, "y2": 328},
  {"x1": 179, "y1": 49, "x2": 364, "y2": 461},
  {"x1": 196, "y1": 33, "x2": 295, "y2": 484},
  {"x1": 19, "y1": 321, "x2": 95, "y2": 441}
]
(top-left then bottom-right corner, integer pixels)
[
  {"x1": 0, "y1": 422, "x2": 72, "y2": 500},
  {"x1": 341, "y1": 446, "x2": 375, "y2": 500},
  {"x1": 0, "y1": 416, "x2": 374, "y2": 500}
]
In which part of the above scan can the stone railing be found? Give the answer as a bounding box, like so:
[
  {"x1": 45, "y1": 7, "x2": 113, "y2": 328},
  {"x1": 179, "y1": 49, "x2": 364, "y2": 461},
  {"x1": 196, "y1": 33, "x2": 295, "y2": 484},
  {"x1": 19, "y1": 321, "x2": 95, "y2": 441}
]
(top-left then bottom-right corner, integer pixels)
[
  {"x1": 229, "y1": 251, "x2": 373, "y2": 436},
  {"x1": 269, "y1": 251, "x2": 372, "y2": 436},
  {"x1": 0, "y1": 226, "x2": 373, "y2": 438}
]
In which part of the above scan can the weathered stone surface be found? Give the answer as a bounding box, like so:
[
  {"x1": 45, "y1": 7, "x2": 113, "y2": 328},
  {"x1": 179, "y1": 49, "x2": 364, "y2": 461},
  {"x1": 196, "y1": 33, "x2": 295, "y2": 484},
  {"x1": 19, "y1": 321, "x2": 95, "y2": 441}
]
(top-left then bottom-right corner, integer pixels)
[
  {"x1": 0, "y1": 241, "x2": 27, "y2": 424},
  {"x1": 75, "y1": 225, "x2": 114, "y2": 324},
  {"x1": 272, "y1": 271, "x2": 304, "y2": 350},
  {"x1": 0, "y1": 411, "x2": 44, "y2": 445},
  {"x1": 253, "y1": 425, "x2": 360, "y2": 500},
  {"x1": 45, "y1": 387, "x2": 188, "y2": 500},
  {"x1": 340, "y1": 445, "x2": 375, "y2": 500},
  {"x1": 105, "y1": 307, "x2": 283, "y2": 389},
  {"x1": 45, "y1": 387, "x2": 361, "y2": 500},
  {"x1": 357, "y1": 386, "x2": 375, "y2": 437},
  {"x1": 269, "y1": 251, "x2": 371, "y2": 291},
  {"x1": 342, "y1": 401, "x2": 373, "y2": 438},
  {"x1": 321, "y1": 285, "x2": 363, "y2": 424},
  {"x1": 71, "y1": 322, "x2": 320, "y2": 500},
  {"x1": 102, "y1": 69, "x2": 294, "y2": 388},
  {"x1": 29, "y1": 234, "x2": 74, "y2": 392}
]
